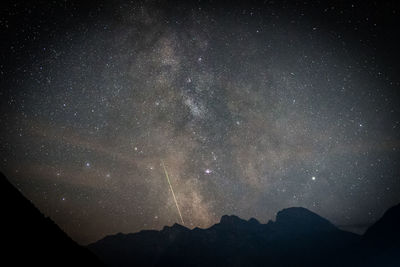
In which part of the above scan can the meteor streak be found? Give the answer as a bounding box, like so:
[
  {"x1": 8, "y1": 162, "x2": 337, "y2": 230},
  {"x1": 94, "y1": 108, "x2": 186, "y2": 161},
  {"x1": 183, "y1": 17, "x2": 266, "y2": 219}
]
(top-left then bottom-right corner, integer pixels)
[{"x1": 161, "y1": 160, "x2": 185, "y2": 225}]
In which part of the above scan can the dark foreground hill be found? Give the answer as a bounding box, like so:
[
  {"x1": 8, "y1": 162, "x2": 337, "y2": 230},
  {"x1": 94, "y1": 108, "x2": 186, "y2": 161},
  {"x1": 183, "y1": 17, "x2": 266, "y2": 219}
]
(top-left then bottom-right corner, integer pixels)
[
  {"x1": 2, "y1": 170, "x2": 399, "y2": 267},
  {"x1": 1, "y1": 172, "x2": 103, "y2": 266},
  {"x1": 89, "y1": 204, "x2": 400, "y2": 267},
  {"x1": 360, "y1": 203, "x2": 400, "y2": 267}
]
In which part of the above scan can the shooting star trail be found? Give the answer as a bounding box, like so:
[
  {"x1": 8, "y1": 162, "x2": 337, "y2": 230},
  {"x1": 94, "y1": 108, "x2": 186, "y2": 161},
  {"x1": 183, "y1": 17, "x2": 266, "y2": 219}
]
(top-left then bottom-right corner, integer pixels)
[{"x1": 161, "y1": 160, "x2": 185, "y2": 225}]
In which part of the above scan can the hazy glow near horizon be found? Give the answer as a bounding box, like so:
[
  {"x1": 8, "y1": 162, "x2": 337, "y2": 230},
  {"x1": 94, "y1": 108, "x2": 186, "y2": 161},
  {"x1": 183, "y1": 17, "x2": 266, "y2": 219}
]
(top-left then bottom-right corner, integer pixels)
[{"x1": 1, "y1": 1, "x2": 399, "y2": 245}]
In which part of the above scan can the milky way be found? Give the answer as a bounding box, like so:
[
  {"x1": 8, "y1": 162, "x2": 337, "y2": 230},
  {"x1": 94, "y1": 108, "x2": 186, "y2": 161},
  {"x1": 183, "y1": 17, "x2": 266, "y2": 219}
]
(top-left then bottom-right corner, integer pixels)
[{"x1": 1, "y1": 1, "x2": 400, "y2": 244}]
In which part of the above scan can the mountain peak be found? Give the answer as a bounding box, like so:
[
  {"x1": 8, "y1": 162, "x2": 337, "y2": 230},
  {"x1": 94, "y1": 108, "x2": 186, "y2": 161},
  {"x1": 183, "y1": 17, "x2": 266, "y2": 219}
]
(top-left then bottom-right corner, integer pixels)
[
  {"x1": 162, "y1": 223, "x2": 188, "y2": 232},
  {"x1": 248, "y1": 217, "x2": 260, "y2": 224},
  {"x1": 276, "y1": 207, "x2": 318, "y2": 218},
  {"x1": 220, "y1": 215, "x2": 246, "y2": 225},
  {"x1": 364, "y1": 203, "x2": 400, "y2": 247},
  {"x1": 276, "y1": 207, "x2": 335, "y2": 231}
]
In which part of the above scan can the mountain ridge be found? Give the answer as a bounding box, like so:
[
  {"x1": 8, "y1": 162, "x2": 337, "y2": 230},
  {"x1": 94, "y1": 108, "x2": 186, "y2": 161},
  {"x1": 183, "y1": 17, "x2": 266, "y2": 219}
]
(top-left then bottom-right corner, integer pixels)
[
  {"x1": 2, "y1": 170, "x2": 399, "y2": 267},
  {"x1": 88, "y1": 206, "x2": 365, "y2": 267},
  {"x1": 1, "y1": 172, "x2": 103, "y2": 266},
  {"x1": 88, "y1": 203, "x2": 400, "y2": 267}
]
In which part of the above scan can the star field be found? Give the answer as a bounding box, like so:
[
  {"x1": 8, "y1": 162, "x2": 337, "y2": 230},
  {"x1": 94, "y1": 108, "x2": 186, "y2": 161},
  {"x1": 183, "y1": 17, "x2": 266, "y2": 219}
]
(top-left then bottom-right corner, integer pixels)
[{"x1": 1, "y1": 0, "x2": 400, "y2": 244}]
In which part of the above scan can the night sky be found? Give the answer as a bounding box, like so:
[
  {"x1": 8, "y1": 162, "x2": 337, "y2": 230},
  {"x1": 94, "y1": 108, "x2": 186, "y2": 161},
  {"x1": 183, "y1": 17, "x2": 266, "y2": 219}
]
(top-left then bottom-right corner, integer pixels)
[{"x1": 1, "y1": 0, "x2": 400, "y2": 245}]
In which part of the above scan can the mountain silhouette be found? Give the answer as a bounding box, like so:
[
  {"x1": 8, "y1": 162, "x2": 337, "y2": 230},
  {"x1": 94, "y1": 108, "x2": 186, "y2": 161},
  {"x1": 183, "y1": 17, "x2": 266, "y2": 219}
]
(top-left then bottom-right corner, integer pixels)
[
  {"x1": 2, "y1": 170, "x2": 399, "y2": 267},
  {"x1": 88, "y1": 207, "x2": 366, "y2": 266},
  {"x1": 358, "y1": 203, "x2": 400, "y2": 267},
  {"x1": 1, "y1": 172, "x2": 103, "y2": 266},
  {"x1": 88, "y1": 204, "x2": 400, "y2": 267},
  {"x1": 364, "y1": 203, "x2": 400, "y2": 247}
]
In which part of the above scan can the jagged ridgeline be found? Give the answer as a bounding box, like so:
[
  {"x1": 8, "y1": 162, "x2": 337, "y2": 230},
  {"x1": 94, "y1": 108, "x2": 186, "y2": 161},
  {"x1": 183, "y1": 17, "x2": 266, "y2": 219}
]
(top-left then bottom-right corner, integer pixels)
[
  {"x1": 2, "y1": 171, "x2": 399, "y2": 267},
  {"x1": 88, "y1": 204, "x2": 400, "y2": 266}
]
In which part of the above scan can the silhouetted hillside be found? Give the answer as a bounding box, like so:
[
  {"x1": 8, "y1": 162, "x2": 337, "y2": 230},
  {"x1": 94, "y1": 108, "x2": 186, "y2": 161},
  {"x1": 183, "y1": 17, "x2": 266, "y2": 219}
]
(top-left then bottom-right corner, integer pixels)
[
  {"x1": 89, "y1": 203, "x2": 400, "y2": 267},
  {"x1": 1, "y1": 172, "x2": 103, "y2": 266},
  {"x1": 89, "y1": 207, "x2": 365, "y2": 266},
  {"x1": 358, "y1": 203, "x2": 400, "y2": 267},
  {"x1": 3, "y1": 168, "x2": 399, "y2": 267},
  {"x1": 364, "y1": 203, "x2": 400, "y2": 247}
]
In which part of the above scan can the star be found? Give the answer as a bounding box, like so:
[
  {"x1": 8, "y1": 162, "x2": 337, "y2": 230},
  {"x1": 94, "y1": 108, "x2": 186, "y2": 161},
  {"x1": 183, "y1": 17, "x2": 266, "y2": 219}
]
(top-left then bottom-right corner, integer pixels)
[{"x1": 2, "y1": 0, "x2": 398, "y2": 246}]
